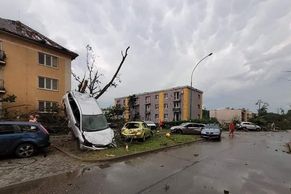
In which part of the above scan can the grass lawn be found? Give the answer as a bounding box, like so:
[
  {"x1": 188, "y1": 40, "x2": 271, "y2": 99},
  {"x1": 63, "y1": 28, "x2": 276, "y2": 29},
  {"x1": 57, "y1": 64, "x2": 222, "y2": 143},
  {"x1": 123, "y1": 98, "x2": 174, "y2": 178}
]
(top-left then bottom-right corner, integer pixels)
[{"x1": 52, "y1": 130, "x2": 201, "y2": 161}]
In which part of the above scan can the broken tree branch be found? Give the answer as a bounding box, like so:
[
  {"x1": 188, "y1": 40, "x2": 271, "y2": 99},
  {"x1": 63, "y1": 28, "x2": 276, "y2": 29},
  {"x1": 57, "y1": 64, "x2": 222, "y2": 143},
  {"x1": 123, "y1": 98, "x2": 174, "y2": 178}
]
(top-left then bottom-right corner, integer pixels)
[{"x1": 95, "y1": 46, "x2": 130, "y2": 99}]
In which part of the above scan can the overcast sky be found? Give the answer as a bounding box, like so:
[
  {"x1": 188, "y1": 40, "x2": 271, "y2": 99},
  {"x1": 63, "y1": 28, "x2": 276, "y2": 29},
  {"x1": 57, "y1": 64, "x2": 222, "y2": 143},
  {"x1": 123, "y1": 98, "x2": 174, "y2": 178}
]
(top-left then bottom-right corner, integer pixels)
[{"x1": 1, "y1": 0, "x2": 291, "y2": 113}]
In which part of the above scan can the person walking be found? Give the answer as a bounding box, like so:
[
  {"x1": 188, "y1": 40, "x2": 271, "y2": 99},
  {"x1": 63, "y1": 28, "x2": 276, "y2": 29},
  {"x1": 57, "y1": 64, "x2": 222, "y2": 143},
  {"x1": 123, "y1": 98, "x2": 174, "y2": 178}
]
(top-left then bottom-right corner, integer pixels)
[{"x1": 229, "y1": 121, "x2": 235, "y2": 137}]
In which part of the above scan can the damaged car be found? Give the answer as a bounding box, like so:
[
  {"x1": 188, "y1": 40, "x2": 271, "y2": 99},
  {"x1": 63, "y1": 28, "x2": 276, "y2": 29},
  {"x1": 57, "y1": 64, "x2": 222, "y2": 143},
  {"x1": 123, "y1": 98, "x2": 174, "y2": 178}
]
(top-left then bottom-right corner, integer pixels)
[
  {"x1": 63, "y1": 91, "x2": 115, "y2": 150},
  {"x1": 121, "y1": 121, "x2": 152, "y2": 141}
]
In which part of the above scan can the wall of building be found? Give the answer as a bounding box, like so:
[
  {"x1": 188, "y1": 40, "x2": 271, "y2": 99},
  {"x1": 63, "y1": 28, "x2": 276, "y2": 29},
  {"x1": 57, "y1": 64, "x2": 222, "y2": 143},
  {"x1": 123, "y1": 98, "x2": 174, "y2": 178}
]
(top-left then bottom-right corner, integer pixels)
[
  {"x1": 115, "y1": 86, "x2": 203, "y2": 122},
  {"x1": 0, "y1": 33, "x2": 72, "y2": 114},
  {"x1": 209, "y1": 108, "x2": 253, "y2": 124}
]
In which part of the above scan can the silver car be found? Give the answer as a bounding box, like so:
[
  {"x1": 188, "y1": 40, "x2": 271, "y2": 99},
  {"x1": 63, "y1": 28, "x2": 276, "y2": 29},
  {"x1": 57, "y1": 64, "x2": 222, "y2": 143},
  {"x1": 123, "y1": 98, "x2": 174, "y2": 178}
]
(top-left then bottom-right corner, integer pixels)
[
  {"x1": 201, "y1": 124, "x2": 222, "y2": 141},
  {"x1": 63, "y1": 91, "x2": 115, "y2": 150},
  {"x1": 170, "y1": 123, "x2": 205, "y2": 135},
  {"x1": 238, "y1": 122, "x2": 261, "y2": 131}
]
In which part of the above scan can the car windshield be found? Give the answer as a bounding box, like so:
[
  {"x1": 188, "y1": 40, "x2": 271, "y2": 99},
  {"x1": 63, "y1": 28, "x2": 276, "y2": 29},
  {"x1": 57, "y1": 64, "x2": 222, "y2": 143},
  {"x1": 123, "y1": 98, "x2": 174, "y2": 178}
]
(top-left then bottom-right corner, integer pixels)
[
  {"x1": 180, "y1": 123, "x2": 189, "y2": 127},
  {"x1": 205, "y1": 124, "x2": 219, "y2": 128},
  {"x1": 82, "y1": 114, "x2": 108, "y2": 132},
  {"x1": 125, "y1": 123, "x2": 140, "y2": 129}
]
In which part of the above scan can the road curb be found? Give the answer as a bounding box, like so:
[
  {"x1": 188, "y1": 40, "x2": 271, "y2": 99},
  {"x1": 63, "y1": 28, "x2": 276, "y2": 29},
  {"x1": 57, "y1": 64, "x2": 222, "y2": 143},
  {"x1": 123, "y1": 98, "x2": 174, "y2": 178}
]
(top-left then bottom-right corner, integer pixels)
[
  {"x1": 287, "y1": 142, "x2": 291, "y2": 153},
  {"x1": 54, "y1": 138, "x2": 204, "y2": 163}
]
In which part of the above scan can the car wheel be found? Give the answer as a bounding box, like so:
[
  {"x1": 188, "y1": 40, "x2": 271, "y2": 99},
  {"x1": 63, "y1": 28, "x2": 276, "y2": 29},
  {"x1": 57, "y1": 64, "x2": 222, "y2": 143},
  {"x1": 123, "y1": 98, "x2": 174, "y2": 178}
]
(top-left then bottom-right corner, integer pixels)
[
  {"x1": 15, "y1": 143, "x2": 35, "y2": 158},
  {"x1": 217, "y1": 136, "x2": 221, "y2": 141},
  {"x1": 177, "y1": 130, "x2": 183, "y2": 134},
  {"x1": 142, "y1": 135, "x2": 146, "y2": 142},
  {"x1": 150, "y1": 131, "x2": 154, "y2": 137}
]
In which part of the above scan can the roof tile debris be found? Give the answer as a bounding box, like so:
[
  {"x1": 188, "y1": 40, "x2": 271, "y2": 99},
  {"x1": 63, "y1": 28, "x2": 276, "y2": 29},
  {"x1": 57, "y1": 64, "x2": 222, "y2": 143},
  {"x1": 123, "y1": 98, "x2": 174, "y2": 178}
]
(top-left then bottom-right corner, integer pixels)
[{"x1": 0, "y1": 17, "x2": 78, "y2": 59}]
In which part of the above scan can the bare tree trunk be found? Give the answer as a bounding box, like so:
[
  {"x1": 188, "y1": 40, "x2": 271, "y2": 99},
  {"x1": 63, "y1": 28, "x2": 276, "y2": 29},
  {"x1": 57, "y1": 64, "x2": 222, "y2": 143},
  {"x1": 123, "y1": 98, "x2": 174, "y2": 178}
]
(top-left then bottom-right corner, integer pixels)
[{"x1": 95, "y1": 46, "x2": 130, "y2": 99}]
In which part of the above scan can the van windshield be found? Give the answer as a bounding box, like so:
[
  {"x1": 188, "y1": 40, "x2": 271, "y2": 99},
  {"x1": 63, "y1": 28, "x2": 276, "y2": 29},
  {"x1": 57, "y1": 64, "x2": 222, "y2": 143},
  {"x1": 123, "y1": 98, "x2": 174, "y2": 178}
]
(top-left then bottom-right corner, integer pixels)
[{"x1": 82, "y1": 114, "x2": 108, "y2": 132}]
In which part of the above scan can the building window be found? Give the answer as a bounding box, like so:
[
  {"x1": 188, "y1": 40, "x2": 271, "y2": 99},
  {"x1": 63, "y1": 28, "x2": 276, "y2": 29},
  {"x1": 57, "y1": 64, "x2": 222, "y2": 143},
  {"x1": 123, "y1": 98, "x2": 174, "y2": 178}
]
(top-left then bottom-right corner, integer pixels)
[
  {"x1": 155, "y1": 104, "x2": 159, "y2": 110},
  {"x1": 174, "y1": 92, "x2": 180, "y2": 100},
  {"x1": 145, "y1": 96, "x2": 151, "y2": 104},
  {"x1": 164, "y1": 93, "x2": 168, "y2": 100},
  {"x1": 198, "y1": 94, "x2": 201, "y2": 99},
  {"x1": 146, "y1": 104, "x2": 151, "y2": 112},
  {"x1": 164, "y1": 103, "x2": 168, "y2": 109},
  {"x1": 145, "y1": 113, "x2": 151, "y2": 120},
  {"x1": 198, "y1": 104, "x2": 201, "y2": 109},
  {"x1": 155, "y1": 114, "x2": 159, "y2": 119},
  {"x1": 39, "y1": 101, "x2": 58, "y2": 112},
  {"x1": 38, "y1": 76, "x2": 58, "y2": 90},
  {"x1": 164, "y1": 114, "x2": 168, "y2": 120},
  {"x1": 39, "y1": 52, "x2": 58, "y2": 67},
  {"x1": 174, "y1": 102, "x2": 180, "y2": 108},
  {"x1": 155, "y1": 95, "x2": 159, "y2": 100}
]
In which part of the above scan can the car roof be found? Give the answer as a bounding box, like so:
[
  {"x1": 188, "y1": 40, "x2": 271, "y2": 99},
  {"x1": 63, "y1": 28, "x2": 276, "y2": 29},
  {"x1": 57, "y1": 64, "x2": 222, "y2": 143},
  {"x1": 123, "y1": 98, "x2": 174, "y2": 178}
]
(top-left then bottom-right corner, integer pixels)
[
  {"x1": 127, "y1": 121, "x2": 143, "y2": 124},
  {"x1": 70, "y1": 91, "x2": 102, "y2": 115},
  {"x1": 0, "y1": 121, "x2": 40, "y2": 125}
]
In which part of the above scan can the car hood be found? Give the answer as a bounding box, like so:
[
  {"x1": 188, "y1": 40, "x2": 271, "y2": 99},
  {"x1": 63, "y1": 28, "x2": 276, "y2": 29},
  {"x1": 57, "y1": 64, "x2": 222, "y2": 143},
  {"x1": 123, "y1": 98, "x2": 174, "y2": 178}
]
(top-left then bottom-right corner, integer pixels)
[
  {"x1": 83, "y1": 127, "x2": 114, "y2": 145},
  {"x1": 202, "y1": 128, "x2": 221, "y2": 133}
]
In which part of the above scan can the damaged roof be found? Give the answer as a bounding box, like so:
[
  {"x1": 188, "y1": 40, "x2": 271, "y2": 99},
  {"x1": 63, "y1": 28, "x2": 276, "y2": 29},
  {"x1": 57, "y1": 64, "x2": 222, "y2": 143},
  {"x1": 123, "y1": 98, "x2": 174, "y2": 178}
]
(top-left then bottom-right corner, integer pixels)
[{"x1": 0, "y1": 17, "x2": 78, "y2": 59}]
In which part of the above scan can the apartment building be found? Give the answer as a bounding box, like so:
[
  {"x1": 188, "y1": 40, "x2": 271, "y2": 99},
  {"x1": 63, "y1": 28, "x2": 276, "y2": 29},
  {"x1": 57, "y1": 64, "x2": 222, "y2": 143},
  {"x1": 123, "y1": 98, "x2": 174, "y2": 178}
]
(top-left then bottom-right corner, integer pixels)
[
  {"x1": 0, "y1": 17, "x2": 78, "y2": 115},
  {"x1": 209, "y1": 108, "x2": 254, "y2": 124},
  {"x1": 115, "y1": 86, "x2": 203, "y2": 122}
]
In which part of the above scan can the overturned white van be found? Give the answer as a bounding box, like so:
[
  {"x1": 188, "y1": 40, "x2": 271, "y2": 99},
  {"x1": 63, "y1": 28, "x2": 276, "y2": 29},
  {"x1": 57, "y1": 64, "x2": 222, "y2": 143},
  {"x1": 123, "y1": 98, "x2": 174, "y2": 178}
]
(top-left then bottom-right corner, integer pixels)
[{"x1": 63, "y1": 91, "x2": 115, "y2": 150}]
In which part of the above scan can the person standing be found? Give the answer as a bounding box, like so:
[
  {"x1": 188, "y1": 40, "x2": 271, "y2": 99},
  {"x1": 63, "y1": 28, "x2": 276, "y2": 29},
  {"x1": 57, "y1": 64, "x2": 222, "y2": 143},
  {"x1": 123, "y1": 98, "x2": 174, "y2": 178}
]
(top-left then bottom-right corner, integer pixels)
[
  {"x1": 229, "y1": 121, "x2": 235, "y2": 137},
  {"x1": 29, "y1": 114, "x2": 37, "y2": 122}
]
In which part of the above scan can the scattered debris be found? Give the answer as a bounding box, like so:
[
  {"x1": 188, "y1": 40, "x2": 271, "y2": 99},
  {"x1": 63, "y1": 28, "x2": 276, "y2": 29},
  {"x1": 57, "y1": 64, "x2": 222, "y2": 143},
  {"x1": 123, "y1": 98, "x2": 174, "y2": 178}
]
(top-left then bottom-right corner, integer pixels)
[
  {"x1": 160, "y1": 143, "x2": 168, "y2": 146},
  {"x1": 275, "y1": 149, "x2": 278, "y2": 152},
  {"x1": 125, "y1": 144, "x2": 129, "y2": 152},
  {"x1": 160, "y1": 165, "x2": 164, "y2": 167},
  {"x1": 194, "y1": 154, "x2": 199, "y2": 157},
  {"x1": 105, "y1": 154, "x2": 115, "y2": 157},
  {"x1": 164, "y1": 184, "x2": 170, "y2": 191},
  {"x1": 224, "y1": 190, "x2": 230, "y2": 194}
]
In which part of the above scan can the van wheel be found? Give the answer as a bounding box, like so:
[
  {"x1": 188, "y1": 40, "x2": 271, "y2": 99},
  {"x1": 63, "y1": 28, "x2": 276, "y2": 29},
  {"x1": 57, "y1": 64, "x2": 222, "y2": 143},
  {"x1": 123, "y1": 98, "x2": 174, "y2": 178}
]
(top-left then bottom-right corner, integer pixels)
[{"x1": 15, "y1": 143, "x2": 35, "y2": 158}]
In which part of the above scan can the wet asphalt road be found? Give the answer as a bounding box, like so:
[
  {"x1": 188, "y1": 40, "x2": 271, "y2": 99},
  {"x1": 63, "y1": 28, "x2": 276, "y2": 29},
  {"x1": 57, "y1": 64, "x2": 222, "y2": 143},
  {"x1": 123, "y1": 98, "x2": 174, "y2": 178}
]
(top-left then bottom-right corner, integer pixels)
[{"x1": 1, "y1": 131, "x2": 291, "y2": 194}]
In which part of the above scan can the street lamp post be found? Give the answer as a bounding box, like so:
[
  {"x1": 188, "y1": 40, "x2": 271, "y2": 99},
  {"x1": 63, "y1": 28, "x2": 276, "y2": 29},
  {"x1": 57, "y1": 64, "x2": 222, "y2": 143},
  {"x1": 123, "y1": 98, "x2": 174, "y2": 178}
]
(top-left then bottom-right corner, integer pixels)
[{"x1": 189, "y1": 53, "x2": 213, "y2": 120}]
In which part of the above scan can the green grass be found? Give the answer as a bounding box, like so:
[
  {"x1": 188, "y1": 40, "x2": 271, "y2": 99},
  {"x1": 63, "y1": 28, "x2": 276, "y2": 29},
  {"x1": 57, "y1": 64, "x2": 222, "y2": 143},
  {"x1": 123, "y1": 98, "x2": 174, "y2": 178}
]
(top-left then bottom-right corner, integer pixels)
[{"x1": 54, "y1": 131, "x2": 201, "y2": 161}]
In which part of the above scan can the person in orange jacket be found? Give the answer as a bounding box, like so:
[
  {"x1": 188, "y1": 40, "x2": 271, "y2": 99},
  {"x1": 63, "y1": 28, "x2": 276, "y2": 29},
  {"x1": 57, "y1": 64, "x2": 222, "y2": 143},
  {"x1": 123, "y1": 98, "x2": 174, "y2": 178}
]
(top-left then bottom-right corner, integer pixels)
[{"x1": 229, "y1": 121, "x2": 235, "y2": 137}]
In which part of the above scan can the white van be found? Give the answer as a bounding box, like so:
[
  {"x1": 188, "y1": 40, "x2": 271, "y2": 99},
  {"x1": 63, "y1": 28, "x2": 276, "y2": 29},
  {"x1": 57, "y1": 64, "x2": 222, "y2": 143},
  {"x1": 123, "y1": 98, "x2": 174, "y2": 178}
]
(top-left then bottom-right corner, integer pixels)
[{"x1": 63, "y1": 91, "x2": 115, "y2": 150}]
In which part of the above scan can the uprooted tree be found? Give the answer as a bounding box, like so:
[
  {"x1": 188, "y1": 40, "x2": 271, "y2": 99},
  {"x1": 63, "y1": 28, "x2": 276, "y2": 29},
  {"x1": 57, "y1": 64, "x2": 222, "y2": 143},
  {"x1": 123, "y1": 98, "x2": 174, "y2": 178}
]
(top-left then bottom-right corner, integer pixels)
[{"x1": 72, "y1": 45, "x2": 130, "y2": 99}]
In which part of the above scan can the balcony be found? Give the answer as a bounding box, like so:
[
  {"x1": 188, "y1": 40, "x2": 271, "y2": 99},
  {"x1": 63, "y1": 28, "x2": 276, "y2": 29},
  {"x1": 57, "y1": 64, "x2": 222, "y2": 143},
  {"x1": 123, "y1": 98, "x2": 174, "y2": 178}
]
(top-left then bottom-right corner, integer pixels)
[
  {"x1": 173, "y1": 107, "x2": 181, "y2": 112},
  {"x1": 0, "y1": 79, "x2": 6, "y2": 94},
  {"x1": 0, "y1": 50, "x2": 6, "y2": 65}
]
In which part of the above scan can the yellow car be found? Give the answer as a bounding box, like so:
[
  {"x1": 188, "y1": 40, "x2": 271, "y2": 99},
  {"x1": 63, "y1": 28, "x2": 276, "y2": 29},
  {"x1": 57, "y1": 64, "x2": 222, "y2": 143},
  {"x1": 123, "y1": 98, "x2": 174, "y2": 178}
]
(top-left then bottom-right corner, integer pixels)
[{"x1": 121, "y1": 121, "x2": 152, "y2": 141}]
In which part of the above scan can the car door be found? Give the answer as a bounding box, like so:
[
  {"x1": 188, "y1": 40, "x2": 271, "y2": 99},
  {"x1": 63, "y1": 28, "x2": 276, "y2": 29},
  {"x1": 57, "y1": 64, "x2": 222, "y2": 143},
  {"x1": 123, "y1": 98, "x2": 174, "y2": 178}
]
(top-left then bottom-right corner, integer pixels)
[
  {"x1": 192, "y1": 124, "x2": 203, "y2": 135},
  {"x1": 142, "y1": 123, "x2": 151, "y2": 137},
  {"x1": 0, "y1": 124, "x2": 22, "y2": 154},
  {"x1": 64, "y1": 93, "x2": 81, "y2": 136},
  {"x1": 183, "y1": 124, "x2": 192, "y2": 134}
]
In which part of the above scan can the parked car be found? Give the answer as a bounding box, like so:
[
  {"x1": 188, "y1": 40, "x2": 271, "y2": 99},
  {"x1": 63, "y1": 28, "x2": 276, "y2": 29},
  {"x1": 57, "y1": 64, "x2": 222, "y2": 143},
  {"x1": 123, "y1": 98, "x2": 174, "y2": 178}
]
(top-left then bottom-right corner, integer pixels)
[
  {"x1": 170, "y1": 122, "x2": 205, "y2": 135},
  {"x1": 63, "y1": 91, "x2": 115, "y2": 150},
  {"x1": 237, "y1": 122, "x2": 261, "y2": 131},
  {"x1": 201, "y1": 124, "x2": 222, "y2": 141},
  {"x1": 0, "y1": 121, "x2": 50, "y2": 158},
  {"x1": 144, "y1": 121, "x2": 157, "y2": 130},
  {"x1": 121, "y1": 121, "x2": 152, "y2": 141}
]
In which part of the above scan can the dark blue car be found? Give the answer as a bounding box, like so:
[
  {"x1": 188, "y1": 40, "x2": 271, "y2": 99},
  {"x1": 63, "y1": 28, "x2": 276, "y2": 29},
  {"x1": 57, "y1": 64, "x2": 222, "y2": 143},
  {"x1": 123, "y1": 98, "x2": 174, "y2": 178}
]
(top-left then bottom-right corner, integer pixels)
[{"x1": 0, "y1": 121, "x2": 50, "y2": 158}]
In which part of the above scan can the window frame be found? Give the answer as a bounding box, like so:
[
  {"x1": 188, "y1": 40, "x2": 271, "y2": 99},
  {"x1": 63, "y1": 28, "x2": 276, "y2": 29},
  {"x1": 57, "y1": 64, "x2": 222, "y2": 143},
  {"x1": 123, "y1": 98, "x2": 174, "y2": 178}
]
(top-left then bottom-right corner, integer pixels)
[
  {"x1": 38, "y1": 52, "x2": 58, "y2": 68},
  {"x1": 38, "y1": 100, "x2": 58, "y2": 113},
  {"x1": 38, "y1": 76, "x2": 59, "y2": 91}
]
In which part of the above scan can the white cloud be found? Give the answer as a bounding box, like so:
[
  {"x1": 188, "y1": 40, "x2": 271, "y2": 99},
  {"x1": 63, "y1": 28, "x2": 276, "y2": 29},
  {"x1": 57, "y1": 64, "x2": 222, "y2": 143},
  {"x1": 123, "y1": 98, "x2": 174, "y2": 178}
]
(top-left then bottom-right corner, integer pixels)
[{"x1": 1, "y1": 0, "x2": 291, "y2": 112}]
